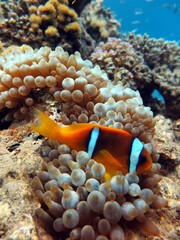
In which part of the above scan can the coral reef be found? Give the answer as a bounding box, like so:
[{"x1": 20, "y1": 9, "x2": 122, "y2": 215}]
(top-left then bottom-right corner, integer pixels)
[
  {"x1": 0, "y1": 0, "x2": 120, "y2": 57},
  {"x1": 0, "y1": 0, "x2": 81, "y2": 51},
  {"x1": 123, "y1": 33, "x2": 179, "y2": 70},
  {"x1": 123, "y1": 33, "x2": 180, "y2": 119},
  {"x1": 91, "y1": 37, "x2": 140, "y2": 87},
  {"x1": 91, "y1": 36, "x2": 180, "y2": 119},
  {"x1": 0, "y1": 0, "x2": 35, "y2": 45},
  {"x1": 81, "y1": 0, "x2": 120, "y2": 43},
  {"x1": 29, "y1": 0, "x2": 81, "y2": 50}
]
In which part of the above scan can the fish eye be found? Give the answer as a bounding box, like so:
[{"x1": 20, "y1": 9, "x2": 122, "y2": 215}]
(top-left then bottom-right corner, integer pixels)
[{"x1": 138, "y1": 155, "x2": 147, "y2": 165}]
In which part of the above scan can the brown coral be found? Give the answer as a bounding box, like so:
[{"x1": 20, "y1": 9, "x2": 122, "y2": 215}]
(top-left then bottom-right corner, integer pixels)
[
  {"x1": 91, "y1": 36, "x2": 180, "y2": 119},
  {"x1": 28, "y1": 0, "x2": 83, "y2": 51},
  {"x1": 0, "y1": 0, "x2": 120, "y2": 57},
  {"x1": 81, "y1": 0, "x2": 120, "y2": 43},
  {"x1": 0, "y1": 0, "x2": 81, "y2": 51},
  {"x1": 123, "y1": 33, "x2": 180, "y2": 119}
]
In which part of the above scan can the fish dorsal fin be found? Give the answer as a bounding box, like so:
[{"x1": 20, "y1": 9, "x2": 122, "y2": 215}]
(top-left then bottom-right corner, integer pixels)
[{"x1": 61, "y1": 123, "x2": 97, "y2": 134}]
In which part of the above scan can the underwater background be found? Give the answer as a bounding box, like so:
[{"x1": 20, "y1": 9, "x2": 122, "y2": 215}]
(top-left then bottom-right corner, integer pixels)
[
  {"x1": 104, "y1": 0, "x2": 180, "y2": 43},
  {"x1": 0, "y1": 1, "x2": 179, "y2": 239},
  {"x1": 103, "y1": 0, "x2": 179, "y2": 102}
]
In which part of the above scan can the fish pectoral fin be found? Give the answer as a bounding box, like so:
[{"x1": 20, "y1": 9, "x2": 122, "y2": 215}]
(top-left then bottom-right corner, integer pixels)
[
  {"x1": 94, "y1": 149, "x2": 120, "y2": 179},
  {"x1": 103, "y1": 172, "x2": 111, "y2": 182}
]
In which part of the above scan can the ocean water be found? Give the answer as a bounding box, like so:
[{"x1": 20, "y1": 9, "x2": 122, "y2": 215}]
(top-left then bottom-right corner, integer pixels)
[{"x1": 103, "y1": 0, "x2": 180, "y2": 43}]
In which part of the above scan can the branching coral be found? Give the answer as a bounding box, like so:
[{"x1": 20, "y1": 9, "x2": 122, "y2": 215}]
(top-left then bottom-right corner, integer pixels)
[
  {"x1": 0, "y1": 0, "x2": 33, "y2": 44},
  {"x1": 91, "y1": 37, "x2": 141, "y2": 83},
  {"x1": 123, "y1": 33, "x2": 180, "y2": 119},
  {"x1": 30, "y1": 0, "x2": 81, "y2": 46},
  {"x1": 0, "y1": 0, "x2": 81, "y2": 51},
  {"x1": 0, "y1": 0, "x2": 119, "y2": 57},
  {"x1": 123, "y1": 33, "x2": 180, "y2": 70},
  {"x1": 91, "y1": 36, "x2": 180, "y2": 119},
  {"x1": 80, "y1": 0, "x2": 120, "y2": 45}
]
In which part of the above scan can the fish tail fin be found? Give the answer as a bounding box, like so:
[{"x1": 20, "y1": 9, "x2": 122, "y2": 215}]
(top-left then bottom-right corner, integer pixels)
[{"x1": 31, "y1": 108, "x2": 61, "y2": 141}]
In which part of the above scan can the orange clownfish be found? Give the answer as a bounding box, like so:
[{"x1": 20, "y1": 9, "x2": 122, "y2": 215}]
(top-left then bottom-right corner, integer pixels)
[{"x1": 31, "y1": 109, "x2": 153, "y2": 178}]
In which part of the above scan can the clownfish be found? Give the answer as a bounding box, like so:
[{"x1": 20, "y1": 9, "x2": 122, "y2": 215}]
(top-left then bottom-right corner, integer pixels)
[{"x1": 31, "y1": 109, "x2": 152, "y2": 178}]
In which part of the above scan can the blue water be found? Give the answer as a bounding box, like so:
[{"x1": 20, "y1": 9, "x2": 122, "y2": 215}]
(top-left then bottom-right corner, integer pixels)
[{"x1": 103, "y1": 0, "x2": 180, "y2": 43}]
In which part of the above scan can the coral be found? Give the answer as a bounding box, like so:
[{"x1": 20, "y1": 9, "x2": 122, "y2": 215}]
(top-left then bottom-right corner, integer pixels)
[
  {"x1": 91, "y1": 36, "x2": 180, "y2": 119},
  {"x1": 29, "y1": 0, "x2": 81, "y2": 46},
  {"x1": 81, "y1": 0, "x2": 120, "y2": 43},
  {"x1": 91, "y1": 37, "x2": 139, "y2": 83},
  {"x1": 91, "y1": 37, "x2": 154, "y2": 98},
  {"x1": 123, "y1": 33, "x2": 179, "y2": 69},
  {"x1": 45, "y1": 26, "x2": 60, "y2": 38},
  {"x1": 0, "y1": 0, "x2": 38, "y2": 45},
  {"x1": 0, "y1": 0, "x2": 81, "y2": 51},
  {"x1": 0, "y1": 0, "x2": 119, "y2": 57},
  {"x1": 123, "y1": 33, "x2": 180, "y2": 119}
]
